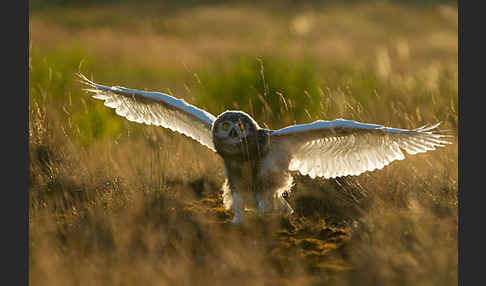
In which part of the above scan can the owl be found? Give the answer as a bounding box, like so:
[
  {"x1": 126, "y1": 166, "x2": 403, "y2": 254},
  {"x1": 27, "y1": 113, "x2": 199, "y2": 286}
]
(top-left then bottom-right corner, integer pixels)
[{"x1": 78, "y1": 74, "x2": 451, "y2": 223}]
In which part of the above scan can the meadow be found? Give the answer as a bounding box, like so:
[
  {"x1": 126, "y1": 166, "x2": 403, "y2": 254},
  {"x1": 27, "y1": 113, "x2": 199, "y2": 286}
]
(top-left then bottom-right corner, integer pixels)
[{"x1": 29, "y1": 1, "x2": 458, "y2": 285}]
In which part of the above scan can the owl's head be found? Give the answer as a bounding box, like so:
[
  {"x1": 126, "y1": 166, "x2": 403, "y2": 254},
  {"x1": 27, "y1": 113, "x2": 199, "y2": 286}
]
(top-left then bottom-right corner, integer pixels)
[{"x1": 212, "y1": 110, "x2": 261, "y2": 157}]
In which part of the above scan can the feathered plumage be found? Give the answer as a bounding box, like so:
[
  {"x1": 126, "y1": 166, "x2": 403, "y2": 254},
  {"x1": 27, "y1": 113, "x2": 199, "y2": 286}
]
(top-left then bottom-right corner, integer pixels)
[{"x1": 78, "y1": 74, "x2": 452, "y2": 223}]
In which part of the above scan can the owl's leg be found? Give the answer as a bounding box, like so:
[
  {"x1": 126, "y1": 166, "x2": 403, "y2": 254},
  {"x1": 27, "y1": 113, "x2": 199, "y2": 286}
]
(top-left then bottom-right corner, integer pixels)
[
  {"x1": 222, "y1": 179, "x2": 244, "y2": 223},
  {"x1": 231, "y1": 191, "x2": 244, "y2": 224},
  {"x1": 256, "y1": 193, "x2": 265, "y2": 213},
  {"x1": 221, "y1": 180, "x2": 233, "y2": 211},
  {"x1": 274, "y1": 175, "x2": 294, "y2": 216},
  {"x1": 276, "y1": 192, "x2": 294, "y2": 215},
  {"x1": 255, "y1": 192, "x2": 269, "y2": 214}
]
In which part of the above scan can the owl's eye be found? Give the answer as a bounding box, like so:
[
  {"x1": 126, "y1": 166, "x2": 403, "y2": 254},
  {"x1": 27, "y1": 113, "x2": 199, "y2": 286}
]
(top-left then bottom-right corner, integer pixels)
[
  {"x1": 238, "y1": 123, "x2": 246, "y2": 131},
  {"x1": 222, "y1": 122, "x2": 230, "y2": 131}
]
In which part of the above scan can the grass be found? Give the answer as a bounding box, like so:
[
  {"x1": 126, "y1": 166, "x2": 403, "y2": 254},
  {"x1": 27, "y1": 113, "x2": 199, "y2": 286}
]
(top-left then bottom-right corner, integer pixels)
[{"x1": 29, "y1": 1, "x2": 457, "y2": 285}]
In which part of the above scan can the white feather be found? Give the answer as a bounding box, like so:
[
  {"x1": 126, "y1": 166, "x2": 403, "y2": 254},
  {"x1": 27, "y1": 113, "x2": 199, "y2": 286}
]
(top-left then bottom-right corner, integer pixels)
[
  {"x1": 271, "y1": 119, "x2": 452, "y2": 179},
  {"x1": 77, "y1": 73, "x2": 217, "y2": 151}
]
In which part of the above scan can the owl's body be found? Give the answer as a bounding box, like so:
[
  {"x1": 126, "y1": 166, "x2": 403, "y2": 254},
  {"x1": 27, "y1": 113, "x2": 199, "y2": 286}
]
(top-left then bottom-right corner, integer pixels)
[
  {"x1": 78, "y1": 74, "x2": 452, "y2": 223},
  {"x1": 212, "y1": 111, "x2": 295, "y2": 222},
  {"x1": 220, "y1": 156, "x2": 294, "y2": 223}
]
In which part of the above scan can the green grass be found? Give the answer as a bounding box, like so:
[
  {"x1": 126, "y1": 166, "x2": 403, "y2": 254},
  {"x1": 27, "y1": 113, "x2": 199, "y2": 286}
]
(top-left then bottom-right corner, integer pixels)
[
  {"x1": 29, "y1": 48, "x2": 457, "y2": 144},
  {"x1": 29, "y1": 1, "x2": 457, "y2": 285}
]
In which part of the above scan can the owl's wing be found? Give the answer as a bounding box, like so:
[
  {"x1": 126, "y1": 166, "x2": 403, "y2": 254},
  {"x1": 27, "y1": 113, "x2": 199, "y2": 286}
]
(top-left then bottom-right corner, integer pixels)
[
  {"x1": 77, "y1": 73, "x2": 217, "y2": 151},
  {"x1": 269, "y1": 119, "x2": 452, "y2": 179}
]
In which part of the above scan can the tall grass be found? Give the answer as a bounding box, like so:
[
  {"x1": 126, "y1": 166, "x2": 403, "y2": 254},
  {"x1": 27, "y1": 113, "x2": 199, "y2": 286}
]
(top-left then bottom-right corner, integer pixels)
[{"x1": 29, "y1": 2, "x2": 457, "y2": 285}]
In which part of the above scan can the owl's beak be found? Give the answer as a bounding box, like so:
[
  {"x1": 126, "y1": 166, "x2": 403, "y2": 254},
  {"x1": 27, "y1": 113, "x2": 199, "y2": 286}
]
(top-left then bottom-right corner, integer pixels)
[{"x1": 229, "y1": 128, "x2": 238, "y2": 138}]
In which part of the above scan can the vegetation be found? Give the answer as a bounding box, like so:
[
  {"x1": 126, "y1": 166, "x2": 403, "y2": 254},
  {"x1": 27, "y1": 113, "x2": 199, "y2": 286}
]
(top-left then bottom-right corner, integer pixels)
[{"x1": 29, "y1": 1, "x2": 457, "y2": 285}]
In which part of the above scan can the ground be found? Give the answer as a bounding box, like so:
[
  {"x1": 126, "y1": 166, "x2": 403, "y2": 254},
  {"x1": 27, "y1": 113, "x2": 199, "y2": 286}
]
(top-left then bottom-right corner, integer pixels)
[{"x1": 29, "y1": 1, "x2": 457, "y2": 285}]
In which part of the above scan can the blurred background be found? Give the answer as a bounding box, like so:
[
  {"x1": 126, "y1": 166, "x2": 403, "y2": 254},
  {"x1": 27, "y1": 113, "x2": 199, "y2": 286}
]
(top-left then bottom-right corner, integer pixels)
[{"x1": 29, "y1": 0, "x2": 457, "y2": 285}]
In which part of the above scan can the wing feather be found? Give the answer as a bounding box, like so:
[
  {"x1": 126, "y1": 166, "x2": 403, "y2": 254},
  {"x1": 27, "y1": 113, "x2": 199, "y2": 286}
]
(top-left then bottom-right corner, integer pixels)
[
  {"x1": 77, "y1": 73, "x2": 217, "y2": 151},
  {"x1": 270, "y1": 119, "x2": 452, "y2": 179}
]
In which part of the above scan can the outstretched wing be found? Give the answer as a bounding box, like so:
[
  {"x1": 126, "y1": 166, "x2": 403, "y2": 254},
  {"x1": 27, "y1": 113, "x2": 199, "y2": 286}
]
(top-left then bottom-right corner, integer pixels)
[
  {"x1": 77, "y1": 73, "x2": 217, "y2": 151},
  {"x1": 270, "y1": 119, "x2": 452, "y2": 179}
]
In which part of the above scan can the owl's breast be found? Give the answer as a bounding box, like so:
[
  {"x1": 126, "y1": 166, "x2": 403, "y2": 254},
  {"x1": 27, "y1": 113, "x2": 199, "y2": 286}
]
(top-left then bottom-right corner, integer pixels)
[
  {"x1": 224, "y1": 158, "x2": 260, "y2": 192},
  {"x1": 214, "y1": 129, "x2": 271, "y2": 162}
]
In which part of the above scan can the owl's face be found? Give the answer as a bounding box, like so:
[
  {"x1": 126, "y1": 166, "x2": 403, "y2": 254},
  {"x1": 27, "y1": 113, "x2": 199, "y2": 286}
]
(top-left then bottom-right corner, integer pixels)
[{"x1": 212, "y1": 111, "x2": 260, "y2": 156}]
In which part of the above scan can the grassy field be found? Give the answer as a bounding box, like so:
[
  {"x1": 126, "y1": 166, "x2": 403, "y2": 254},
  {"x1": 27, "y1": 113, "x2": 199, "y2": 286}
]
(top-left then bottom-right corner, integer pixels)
[{"x1": 29, "y1": 1, "x2": 457, "y2": 285}]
